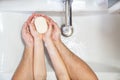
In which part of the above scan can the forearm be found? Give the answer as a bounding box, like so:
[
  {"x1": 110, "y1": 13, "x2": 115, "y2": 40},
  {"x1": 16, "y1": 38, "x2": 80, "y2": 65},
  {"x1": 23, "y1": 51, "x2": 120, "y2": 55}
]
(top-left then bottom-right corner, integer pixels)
[
  {"x1": 12, "y1": 47, "x2": 34, "y2": 80},
  {"x1": 45, "y1": 40, "x2": 70, "y2": 80},
  {"x1": 54, "y1": 41, "x2": 98, "y2": 80},
  {"x1": 34, "y1": 38, "x2": 46, "y2": 80}
]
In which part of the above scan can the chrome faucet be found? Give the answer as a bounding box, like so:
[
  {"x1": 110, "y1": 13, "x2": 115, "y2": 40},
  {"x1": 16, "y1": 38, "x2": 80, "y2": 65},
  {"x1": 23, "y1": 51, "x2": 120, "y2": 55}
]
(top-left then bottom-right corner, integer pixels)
[{"x1": 61, "y1": 0, "x2": 73, "y2": 37}]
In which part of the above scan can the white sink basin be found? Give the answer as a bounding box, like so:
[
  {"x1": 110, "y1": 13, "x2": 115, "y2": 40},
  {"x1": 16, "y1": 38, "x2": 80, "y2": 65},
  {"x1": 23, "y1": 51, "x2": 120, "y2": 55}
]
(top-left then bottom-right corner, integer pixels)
[{"x1": 0, "y1": 11, "x2": 120, "y2": 80}]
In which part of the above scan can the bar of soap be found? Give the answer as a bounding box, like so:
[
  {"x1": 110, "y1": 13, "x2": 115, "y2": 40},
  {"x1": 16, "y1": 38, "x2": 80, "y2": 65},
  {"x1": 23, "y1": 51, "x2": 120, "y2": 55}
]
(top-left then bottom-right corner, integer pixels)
[{"x1": 34, "y1": 17, "x2": 48, "y2": 33}]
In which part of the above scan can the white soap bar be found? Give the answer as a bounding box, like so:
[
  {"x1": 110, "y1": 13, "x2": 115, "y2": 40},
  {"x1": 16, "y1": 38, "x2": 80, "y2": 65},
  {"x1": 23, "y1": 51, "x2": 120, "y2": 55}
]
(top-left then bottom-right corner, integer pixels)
[{"x1": 34, "y1": 17, "x2": 48, "y2": 33}]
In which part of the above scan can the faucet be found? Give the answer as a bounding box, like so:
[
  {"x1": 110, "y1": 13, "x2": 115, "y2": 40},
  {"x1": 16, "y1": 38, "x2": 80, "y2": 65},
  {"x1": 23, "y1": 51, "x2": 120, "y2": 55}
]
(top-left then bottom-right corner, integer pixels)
[{"x1": 61, "y1": 0, "x2": 73, "y2": 37}]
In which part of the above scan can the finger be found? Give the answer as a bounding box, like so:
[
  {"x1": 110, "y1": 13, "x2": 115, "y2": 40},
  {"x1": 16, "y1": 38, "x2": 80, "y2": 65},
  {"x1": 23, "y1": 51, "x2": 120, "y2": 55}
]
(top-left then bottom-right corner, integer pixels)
[
  {"x1": 27, "y1": 13, "x2": 37, "y2": 23},
  {"x1": 29, "y1": 23, "x2": 36, "y2": 34},
  {"x1": 32, "y1": 14, "x2": 52, "y2": 25},
  {"x1": 32, "y1": 13, "x2": 46, "y2": 18},
  {"x1": 35, "y1": 14, "x2": 52, "y2": 21},
  {"x1": 31, "y1": 18, "x2": 35, "y2": 24},
  {"x1": 47, "y1": 21, "x2": 52, "y2": 34},
  {"x1": 52, "y1": 21, "x2": 60, "y2": 31},
  {"x1": 44, "y1": 16, "x2": 54, "y2": 22},
  {"x1": 36, "y1": 13, "x2": 46, "y2": 17},
  {"x1": 22, "y1": 22, "x2": 28, "y2": 33},
  {"x1": 46, "y1": 18, "x2": 50, "y2": 26},
  {"x1": 26, "y1": 25, "x2": 30, "y2": 33}
]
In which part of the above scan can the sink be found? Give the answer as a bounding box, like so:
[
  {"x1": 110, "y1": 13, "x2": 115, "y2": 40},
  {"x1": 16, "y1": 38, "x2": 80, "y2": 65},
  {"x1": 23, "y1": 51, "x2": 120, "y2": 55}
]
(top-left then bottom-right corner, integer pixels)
[
  {"x1": 0, "y1": 0, "x2": 120, "y2": 80},
  {"x1": 0, "y1": 11, "x2": 120, "y2": 80}
]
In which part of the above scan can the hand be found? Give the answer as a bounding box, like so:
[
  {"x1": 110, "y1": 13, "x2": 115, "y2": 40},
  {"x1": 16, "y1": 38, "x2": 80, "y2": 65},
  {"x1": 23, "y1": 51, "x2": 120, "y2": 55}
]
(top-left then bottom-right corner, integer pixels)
[
  {"x1": 51, "y1": 20, "x2": 61, "y2": 42},
  {"x1": 41, "y1": 14, "x2": 61, "y2": 42},
  {"x1": 27, "y1": 14, "x2": 43, "y2": 40},
  {"x1": 29, "y1": 21, "x2": 43, "y2": 40},
  {"x1": 30, "y1": 13, "x2": 53, "y2": 42},
  {"x1": 27, "y1": 13, "x2": 61, "y2": 42},
  {"x1": 40, "y1": 15, "x2": 61, "y2": 42},
  {"x1": 21, "y1": 14, "x2": 36, "y2": 48},
  {"x1": 43, "y1": 21, "x2": 53, "y2": 42},
  {"x1": 21, "y1": 22, "x2": 33, "y2": 48}
]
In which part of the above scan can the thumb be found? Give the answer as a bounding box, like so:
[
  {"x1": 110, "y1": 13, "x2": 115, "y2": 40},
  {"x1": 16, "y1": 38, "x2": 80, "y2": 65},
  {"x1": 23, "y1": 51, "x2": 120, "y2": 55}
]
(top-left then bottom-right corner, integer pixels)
[{"x1": 29, "y1": 23, "x2": 36, "y2": 36}]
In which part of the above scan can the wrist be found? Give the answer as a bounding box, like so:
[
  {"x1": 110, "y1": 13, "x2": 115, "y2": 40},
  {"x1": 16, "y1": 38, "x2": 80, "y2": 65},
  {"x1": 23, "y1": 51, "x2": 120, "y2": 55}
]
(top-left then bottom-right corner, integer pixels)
[
  {"x1": 25, "y1": 44, "x2": 33, "y2": 49},
  {"x1": 45, "y1": 39, "x2": 52, "y2": 44},
  {"x1": 33, "y1": 32, "x2": 43, "y2": 40},
  {"x1": 34, "y1": 38, "x2": 43, "y2": 47},
  {"x1": 44, "y1": 37, "x2": 52, "y2": 43},
  {"x1": 24, "y1": 46, "x2": 33, "y2": 55},
  {"x1": 44, "y1": 39, "x2": 53, "y2": 47},
  {"x1": 23, "y1": 46, "x2": 33, "y2": 58},
  {"x1": 54, "y1": 39, "x2": 62, "y2": 45},
  {"x1": 25, "y1": 46, "x2": 33, "y2": 50},
  {"x1": 34, "y1": 36, "x2": 42, "y2": 42}
]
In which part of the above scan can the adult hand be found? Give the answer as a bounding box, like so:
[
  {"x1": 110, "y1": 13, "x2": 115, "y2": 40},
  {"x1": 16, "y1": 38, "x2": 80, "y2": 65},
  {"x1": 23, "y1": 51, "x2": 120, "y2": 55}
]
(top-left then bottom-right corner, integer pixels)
[
  {"x1": 38, "y1": 14, "x2": 61, "y2": 42},
  {"x1": 30, "y1": 13, "x2": 53, "y2": 42},
  {"x1": 27, "y1": 13, "x2": 61, "y2": 42},
  {"x1": 29, "y1": 20, "x2": 43, "y2": 40},
  {"x1": 21, "y1": 22, "x2": 33, "y2": 48},
  {"x1": 21, "y1": 14, "x2": 42, "y2": 47},
  {"x1": 41, "y1": 14, "x2": 61, "y2": 42},
  {"x1": 51, "y1": 20, "x2": 61, "y2": 42},
  {"x1": 43, "y1": 20, "x2": 53, "y2": 42},
  {"x1": 27, "y1": 13, "x2": 46, "y2": 40}
]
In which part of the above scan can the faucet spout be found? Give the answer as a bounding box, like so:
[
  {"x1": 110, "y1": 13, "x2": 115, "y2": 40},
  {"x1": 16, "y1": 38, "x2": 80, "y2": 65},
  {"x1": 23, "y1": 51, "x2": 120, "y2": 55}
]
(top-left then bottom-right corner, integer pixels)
[
  {"x1": 65, "y1": 0, "x2": 72, "y2": 26},
  {"x1": 61, "y1": 0, "x2": 73, "y2": 37}
]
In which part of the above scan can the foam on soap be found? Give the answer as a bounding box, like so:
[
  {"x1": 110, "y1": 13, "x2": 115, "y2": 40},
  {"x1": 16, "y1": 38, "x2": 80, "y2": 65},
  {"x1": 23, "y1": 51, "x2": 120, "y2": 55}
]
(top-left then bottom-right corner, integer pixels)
[{"x1": 34, "y1": 17, "x2": 48, "y2": 33}]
